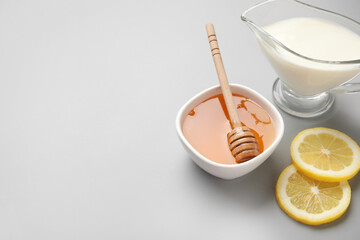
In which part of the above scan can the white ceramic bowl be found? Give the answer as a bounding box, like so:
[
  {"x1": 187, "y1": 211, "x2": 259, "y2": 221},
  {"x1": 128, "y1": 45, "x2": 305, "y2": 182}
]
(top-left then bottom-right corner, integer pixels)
[{"x1": 176, "y1": 84, "x2": 284, "y2": 180}]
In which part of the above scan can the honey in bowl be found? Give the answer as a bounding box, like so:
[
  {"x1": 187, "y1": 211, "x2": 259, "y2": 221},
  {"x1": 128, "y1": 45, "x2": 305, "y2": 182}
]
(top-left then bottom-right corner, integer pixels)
[{"x1": 182, "y1": 93, "x2": 276, "y2": 165}]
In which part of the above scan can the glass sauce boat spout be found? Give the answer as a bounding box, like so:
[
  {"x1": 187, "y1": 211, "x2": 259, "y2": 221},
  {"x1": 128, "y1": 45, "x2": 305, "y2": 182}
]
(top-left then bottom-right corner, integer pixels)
[{"x1": 241, "y1": 0, "x2": 360, "y2": 118}]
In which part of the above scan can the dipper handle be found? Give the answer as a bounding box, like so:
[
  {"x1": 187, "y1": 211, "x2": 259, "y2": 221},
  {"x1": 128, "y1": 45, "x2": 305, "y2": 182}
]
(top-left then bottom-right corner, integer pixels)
[
  {"x1": 206, "y1": 23, "x2": 259, "y2": 163},
  {"x1": 206, "y1": 23, "x2": 241, "y2": 129}
]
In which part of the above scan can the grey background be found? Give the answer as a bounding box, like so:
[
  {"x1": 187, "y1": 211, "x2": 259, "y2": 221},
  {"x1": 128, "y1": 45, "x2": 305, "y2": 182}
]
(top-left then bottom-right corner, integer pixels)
[{"x1": 0, "y1": 0, "x2": 359, "y2": 239}]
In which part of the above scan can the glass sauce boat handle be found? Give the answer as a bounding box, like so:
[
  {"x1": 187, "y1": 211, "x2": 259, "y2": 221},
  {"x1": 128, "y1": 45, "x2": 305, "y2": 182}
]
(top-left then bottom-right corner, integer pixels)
[{"x1": 330, "y1": 82, "x2": 360, "y2": 94}]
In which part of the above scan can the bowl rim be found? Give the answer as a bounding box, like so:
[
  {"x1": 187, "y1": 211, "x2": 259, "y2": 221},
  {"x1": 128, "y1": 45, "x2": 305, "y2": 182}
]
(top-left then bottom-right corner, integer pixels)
[{"x1": 175, "y1": 83, "x2": 284, "y2": 168}]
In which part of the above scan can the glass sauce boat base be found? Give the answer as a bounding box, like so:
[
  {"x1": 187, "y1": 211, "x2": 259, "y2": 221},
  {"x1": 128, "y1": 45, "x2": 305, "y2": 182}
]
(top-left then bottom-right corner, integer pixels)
[{"x1": 272, "y1": 78, "x2": 335, "y2": 118}]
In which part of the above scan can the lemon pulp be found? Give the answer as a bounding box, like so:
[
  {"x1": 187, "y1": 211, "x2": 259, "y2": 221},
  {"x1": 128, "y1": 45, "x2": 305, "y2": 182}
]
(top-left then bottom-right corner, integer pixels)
[
  {"x1": 291, "y1": 127, "x2": 360, "y2": 181},
  {"x1": 276, "y1": 165, "x2": 351, "y2": 225}
]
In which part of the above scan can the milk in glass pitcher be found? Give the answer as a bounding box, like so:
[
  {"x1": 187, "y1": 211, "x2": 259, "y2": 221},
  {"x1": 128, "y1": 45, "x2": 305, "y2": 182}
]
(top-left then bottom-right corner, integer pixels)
[{"x1": 242, "y1": 0, "x2": 360, "y2": 117}]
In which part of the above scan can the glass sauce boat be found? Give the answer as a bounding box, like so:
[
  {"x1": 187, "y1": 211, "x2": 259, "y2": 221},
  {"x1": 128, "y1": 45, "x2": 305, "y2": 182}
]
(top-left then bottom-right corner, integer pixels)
[{"x1": 241, "y1": 0, "x2": 360, "y2": 118}]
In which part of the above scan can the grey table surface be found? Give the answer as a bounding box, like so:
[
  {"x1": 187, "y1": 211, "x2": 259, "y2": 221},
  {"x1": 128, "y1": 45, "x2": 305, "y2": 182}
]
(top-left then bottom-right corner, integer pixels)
[{"x1": 0, "y1": 0, "x2": 360, "y2": 239}]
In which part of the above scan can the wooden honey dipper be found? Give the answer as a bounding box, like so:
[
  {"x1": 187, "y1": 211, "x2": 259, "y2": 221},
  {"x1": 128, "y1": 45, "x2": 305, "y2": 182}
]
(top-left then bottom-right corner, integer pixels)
[{"x1": 206, "y1": 23, "x2": 259, "y2": 163}]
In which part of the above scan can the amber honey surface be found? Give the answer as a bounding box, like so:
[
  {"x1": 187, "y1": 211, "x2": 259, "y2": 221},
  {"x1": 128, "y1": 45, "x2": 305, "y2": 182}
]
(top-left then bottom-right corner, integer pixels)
[{"x1": 182, "y1": 94, "x2": 276, "y2": 165}]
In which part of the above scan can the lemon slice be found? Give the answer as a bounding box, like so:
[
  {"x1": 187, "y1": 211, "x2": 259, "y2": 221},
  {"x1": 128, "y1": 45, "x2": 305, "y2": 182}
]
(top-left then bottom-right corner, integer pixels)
[
  {"x1": 291, "y1": 127, "x2": 360, "y2": 182},
  {"x1": 276, "y1": 165, "x2": 351, "y2": 225}
]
